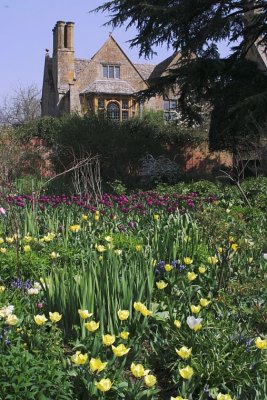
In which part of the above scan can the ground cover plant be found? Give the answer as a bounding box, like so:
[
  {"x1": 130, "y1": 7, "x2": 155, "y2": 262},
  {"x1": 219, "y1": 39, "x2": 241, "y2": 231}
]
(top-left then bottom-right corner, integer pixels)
[{"x1": 0, "y1": 178, "x2": 266, "y2": 399}]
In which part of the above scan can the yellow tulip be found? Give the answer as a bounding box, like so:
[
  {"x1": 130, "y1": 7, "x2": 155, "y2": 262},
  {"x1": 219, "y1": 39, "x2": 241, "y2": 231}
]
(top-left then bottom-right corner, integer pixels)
[
  {"x1": 174, "y1": 320, "x2": 181, "y2": 329},
  {"x1": 217, "y1": 394, "x2": 232, "y2": 400},
  {"x1": 24, "y1": 235, "x2": 33, "y2": 243},
  {"x1": 117, "y1": 309, "x2": 129, "y2": 320},
  {"x1": 171, "y1": 397, "x2": 188, "y2": 400},
  {"x1": 69, "y1": 224, "x2": 80, "y2": 233},
  {"x1": 50, "y1": 252, "x2": 60, "y2": 259},
  {"x1": 153, "y1": 214, "x2": 160, "y2": 220},
  {"x1": 133, "y1": 302, "x2": 152, "y2": 317},
  {"x1": 207, "y1": 256, "x2": 218, "y2": 265},
  {"x1": 198, "y1": 266, "x2": 206, "y2": 274},
  {"x1": 184, "y1": 257, "x2": 193, "y2": 265},
  {"x1": 193, "y1": 323, "x2": 202, "y2": 331},
  {"x1": 34, "y1": 314, "x2": 47, "y2": 326},
  {"x1": 187, "y1": 272, "x2": 197, "y2": 281},
  {"x1": 131, "y1": 362, "x2": 149, "y2": 378},
  {"x1": 231, "y1": 243, "x2": 238, "y2": 251},
  {"x1": 200, "y1": 298, "x2": 210, "y2": 307},
  {"x1": 0, "y1": 247, "x2": 6, "y2": 254},
  {"x1": 0, "y1": 285, "x2": 5, "y2": 292},
  {"x1": 89, "y1": 357, "x2": 107, "y2": 373},
  {"x1": 78, "y1": 309, "x2": 93, "y2": 319},
  {"x1": 228, "y1": 236, "x2": 235, "y2": 242},
  {"x1": 49, "y1": 312, "x2": 62, "y2": 323},
  {"x1": 6, "y1": 237, "x2": 14, "y2": 244},
  {"x1": 85, "y1": 321, "x2": 99, "y2": 332},
  {"x1": 248, "y1": 257, "x2": 253, "y2": 263},
  {"x1": 96, "y1": 245, "x2": 106, "y2": 253},
  {"x1": 71, "y1": 351, "x2": 88, "y2": 365},
  {"x1": 112, "y1": 344, "x2": 130, "y2": 357},
  {"x1": 191, "y1": 305, "x2": 201, "y2": 314},
  {"x1": 95, "y1": 378, "x2": 112, "y2": 392},
  {"x1": 94, "y1": 215, "x2": 100, "y2": 221},
  {"x1": 0, "y1": 238, "x2": 4, "y2": 244},
  {"x1": 120, "y1": 331, "x2": 129, "y2": 340},
  {"x1": 6, "y1": 314, "x2": 19, "y2": 326},
  {"x1": 144, "y1": 374, "x2": 157, "y2": 387},
  {"x1": 104, "y1": 235, "x2": 113, "y2": 242},
  {"x1": 102, "y1": 334, "x2": 116, "y2": 346},
  {"x1": 179, "y1": 366, "x2": 193, "y2": 380},
  {"x1": 23, "y1": 245, "x2": 31, "y2": 253},
  {"x1": 135, "y1": 245, "x2": 142, "y2": 252},
  {"x1": 164, "y1": 264, "x2": 173, "y2": 272},
  {"x1": 176, "y1": 346, "x2": 192, "y2": 359},
  {"x1": 255, "y1": 337, "x2": 267, "y2": 350},
  {"x1": 156, "y1": 280, "x2": 168, "y2": 290},
  {"x1": 82, "y1": 214, "x2": 88, "y2": 221}
]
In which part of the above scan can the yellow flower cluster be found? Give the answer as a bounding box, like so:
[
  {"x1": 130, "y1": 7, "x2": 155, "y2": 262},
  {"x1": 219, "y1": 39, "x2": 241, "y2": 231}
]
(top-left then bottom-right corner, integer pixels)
[{"x1": 134, "y1": 302, "x2": 152, "y2": 317}]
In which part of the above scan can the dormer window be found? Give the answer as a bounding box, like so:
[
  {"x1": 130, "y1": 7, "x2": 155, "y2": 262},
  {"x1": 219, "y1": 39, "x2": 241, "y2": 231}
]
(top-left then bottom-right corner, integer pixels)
[{"x1": 102, "y1": 64, "x2": 120, "y2": 79}]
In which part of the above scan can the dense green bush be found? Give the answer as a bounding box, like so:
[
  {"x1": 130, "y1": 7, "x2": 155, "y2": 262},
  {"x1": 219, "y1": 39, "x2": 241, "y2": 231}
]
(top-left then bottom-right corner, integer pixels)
[{"x1": 15, "y1": 112, "x2": 205, "y2": 184}]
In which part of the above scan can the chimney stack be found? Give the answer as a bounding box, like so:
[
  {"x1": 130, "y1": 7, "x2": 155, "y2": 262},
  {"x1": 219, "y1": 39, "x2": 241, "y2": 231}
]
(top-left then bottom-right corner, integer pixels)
[{"x1": 65, "y1": 22, "x2": 75, "y2": 50}]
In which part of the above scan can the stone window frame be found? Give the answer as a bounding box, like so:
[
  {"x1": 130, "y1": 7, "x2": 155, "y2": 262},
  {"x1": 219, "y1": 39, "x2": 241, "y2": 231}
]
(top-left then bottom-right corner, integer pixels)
[{"x1": 102, "y1": 64, "x2": 121, "y2": 79}]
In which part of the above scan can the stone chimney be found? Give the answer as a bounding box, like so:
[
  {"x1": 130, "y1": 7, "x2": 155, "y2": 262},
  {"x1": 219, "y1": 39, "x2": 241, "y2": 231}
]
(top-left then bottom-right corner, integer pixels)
[{"x1": 52, "y1": 21, "x2": 75, "y2": 90}]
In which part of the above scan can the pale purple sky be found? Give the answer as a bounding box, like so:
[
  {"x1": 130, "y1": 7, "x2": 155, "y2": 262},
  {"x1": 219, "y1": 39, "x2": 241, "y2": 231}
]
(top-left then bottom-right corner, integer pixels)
[{"x1": 0, "y1": 0, "x2": 229, "y2": 99}]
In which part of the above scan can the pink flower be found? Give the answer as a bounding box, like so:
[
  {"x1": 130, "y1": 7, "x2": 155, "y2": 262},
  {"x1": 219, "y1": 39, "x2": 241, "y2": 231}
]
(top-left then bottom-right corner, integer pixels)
[{"x1": 0, "y1": 207, "x2": 6, "y2": 215}]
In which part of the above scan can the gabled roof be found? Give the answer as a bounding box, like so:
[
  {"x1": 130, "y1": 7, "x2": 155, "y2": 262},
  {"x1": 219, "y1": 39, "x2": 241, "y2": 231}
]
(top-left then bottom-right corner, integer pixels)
[
  {"x1": 134, "y1": 64, "x2": 155, "y2": 81},
  {"x1": 81, "y1": 80, "x2": 135, "y2": 95},
  {"x1": 90, "y1": 35, "x2": 149, "y2": 85},
  {"x1": 149, "y1": 53, "x2": 179, "y2": 79}
]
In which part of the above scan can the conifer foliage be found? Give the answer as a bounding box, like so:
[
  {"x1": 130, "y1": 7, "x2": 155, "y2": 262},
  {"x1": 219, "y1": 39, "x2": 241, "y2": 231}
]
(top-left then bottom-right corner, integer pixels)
[{"x1": 96, "y1": 1, "x2": 267, "y2": 149}]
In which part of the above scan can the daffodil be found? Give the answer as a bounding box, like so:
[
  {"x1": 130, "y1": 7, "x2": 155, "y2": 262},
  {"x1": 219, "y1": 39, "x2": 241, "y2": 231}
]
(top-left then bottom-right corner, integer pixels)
[
  {"x1": 89, "y1": 358, "x2": 107, "y2": 373},
  {"x1": 95, "y1": 378, "x2": 112, "y2": 392},
  {"x1": 144, "y1": 374, "x2": 157, "y2": 387},
  {"x1": 117, "y1": 309, "x2": 129, "y2": 320},
  {"x1": 131, "y1": 362, "x2": 149, "y2": 378},
  {"x1": 78, "y1": 309, "x2": 93, "y2": 319},
  {"x1": 184, "y1": 257, "x2": 193, "y2": 265},
  {"x1": 85, "y1": 320, "x2": 99, "y2": 332},
  {"x1": 255, "y1": 337, "x2": 267, "y2": 350},
  {"x1": 134, "y1": 302, "x2": 152, "y2": 317},
  {"x1": 102, "y1": 334, "x2": 116, "y2": 346},
  {"x1": 174, "y1": 320, "x2": 181, "y2": 329},
  {"x1": 69, "y1": 225, "x2": 80, "y2": 233},
  {"x1": 120, "y1": 331, "x2": 129, "y2": 340},
  {"x1": 176, "y1": 346, "x2": 192, "y2": 359},
  {"x1": 187, "y1": 272, "x2": 197, "y2": 281},
  {"x1": 198, "y1": 266, "x2": 206, "y2": 274},
  {"x1": 71, "y1": 351, "x2": 88, "y2": 365},
  {"x1": 179, "y1": 366, "x2": 193, "y2": 380},
  {"x1": 34, "y1": 314, "x2": 47, "y2": 326},
  {"x1": 6, "y1": 314, "x2": 19, "y2": 326},
  {"x1": 49, "y1": 312, "x2": 62, "y2": 323},
  {"x1": 217, "y1": 394, "x2": 232, "y2": 400},
  {"x1": 156, "y1": 280, "x2": 168, "y2": 289},
  {"x1": 191, "y1": 305, "x2": 201, "y2": 314},
  {"x1": 112, "y1": 344, "x2": 130, "y2": 357},
  {"x1": 200, "y1": 298, "x2": 211, "y2": 307},
  {"x1": 164, "y1": 263, "x2": 173, "y2": 272}
]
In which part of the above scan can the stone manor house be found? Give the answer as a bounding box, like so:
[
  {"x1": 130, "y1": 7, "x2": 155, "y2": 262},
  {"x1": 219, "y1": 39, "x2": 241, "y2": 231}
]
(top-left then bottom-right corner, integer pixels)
[{"x1": 41, "y1": 21, "x2": 181, "y2": 121}]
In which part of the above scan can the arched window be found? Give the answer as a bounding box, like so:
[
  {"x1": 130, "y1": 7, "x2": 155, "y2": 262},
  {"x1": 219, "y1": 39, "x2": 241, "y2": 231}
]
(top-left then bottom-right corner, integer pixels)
[{"x1": 107, "y1": 102, "x2": 120, "y2": 121}]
